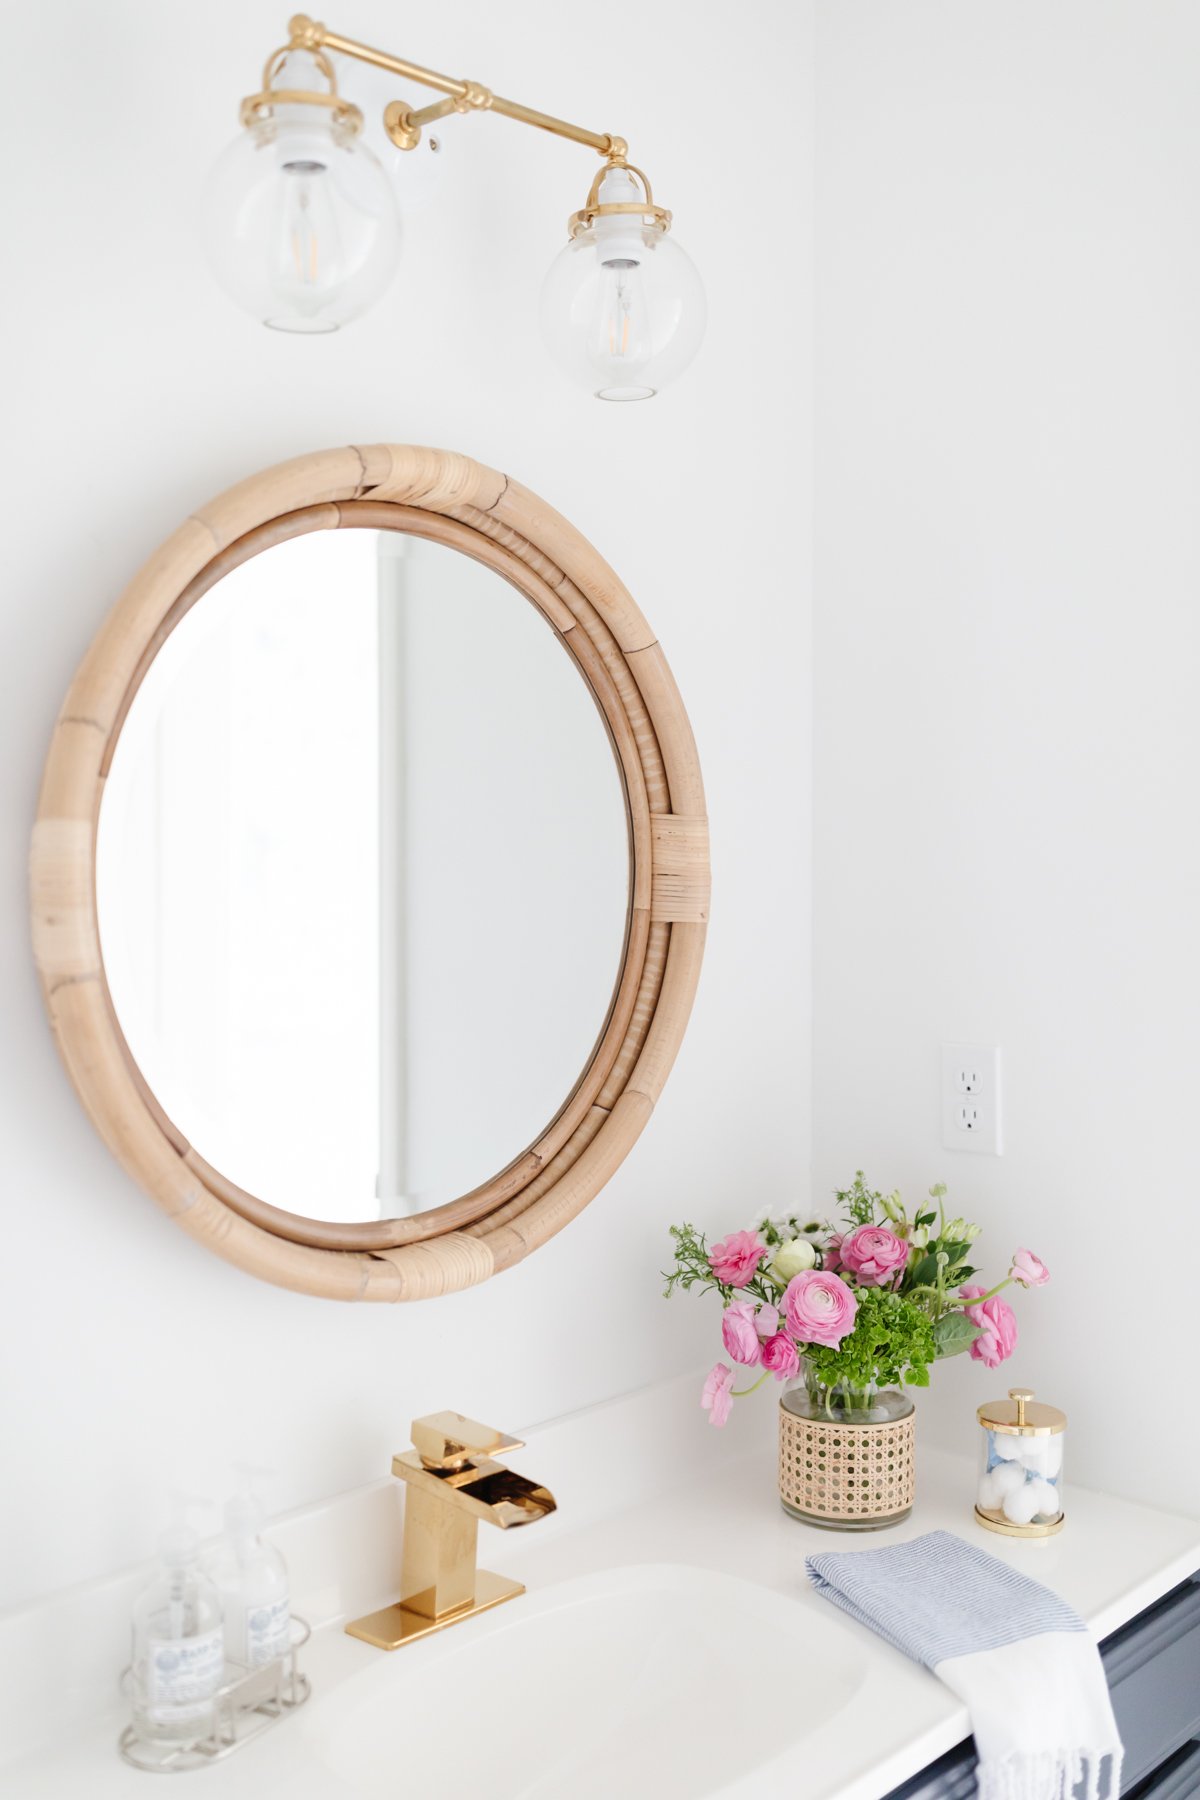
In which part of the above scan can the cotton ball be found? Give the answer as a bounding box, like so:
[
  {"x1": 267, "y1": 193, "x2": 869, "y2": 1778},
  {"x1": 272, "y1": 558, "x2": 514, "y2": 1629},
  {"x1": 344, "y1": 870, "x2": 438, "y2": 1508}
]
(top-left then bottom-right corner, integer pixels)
[
  {"x1": 990, "y1": 1433, "x2": 1023, "y2": 1463},
  {"x1": 989, "y1": 1461, "x2": 1027, "y2": 1501},
  {"x1": 1002, "y1": 1481, "x2": 1042, "y2": 1525},
  {"x1": 1017, "y1": 1437, "x2": 1063, "y2": 1479},
  {"x1": 978, "y1": 1471, "x2": 1002, "y2": 1510},
  {"x1": 1026, "y1": 1478, "x2": 1061, "y2": 1521}
]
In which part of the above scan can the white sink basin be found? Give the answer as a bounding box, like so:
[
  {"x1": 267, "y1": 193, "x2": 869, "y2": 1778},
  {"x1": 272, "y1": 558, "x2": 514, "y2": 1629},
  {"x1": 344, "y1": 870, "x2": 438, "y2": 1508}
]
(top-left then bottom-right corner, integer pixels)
[{"x1": 314, "y1": 1563, "x2": 865, "y2": 1798}]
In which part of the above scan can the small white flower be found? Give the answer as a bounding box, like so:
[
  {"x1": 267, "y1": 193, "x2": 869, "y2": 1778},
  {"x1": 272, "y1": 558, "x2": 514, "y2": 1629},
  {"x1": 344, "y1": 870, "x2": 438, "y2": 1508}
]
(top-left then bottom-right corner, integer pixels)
[{"x1": 769, "y1": 1238, "x2": 817, "y2": 1282}]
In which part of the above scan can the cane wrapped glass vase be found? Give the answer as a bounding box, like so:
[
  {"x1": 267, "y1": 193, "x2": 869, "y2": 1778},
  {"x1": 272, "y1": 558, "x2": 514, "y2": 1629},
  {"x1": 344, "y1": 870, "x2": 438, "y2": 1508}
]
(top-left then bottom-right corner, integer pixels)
[{"x1": 778, "y1": 1367, "x2": 915, "y2": 1530}]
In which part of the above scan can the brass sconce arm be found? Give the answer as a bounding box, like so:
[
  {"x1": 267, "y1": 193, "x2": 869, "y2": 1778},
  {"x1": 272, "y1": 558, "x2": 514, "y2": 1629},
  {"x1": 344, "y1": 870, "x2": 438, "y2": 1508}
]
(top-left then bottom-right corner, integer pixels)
[{"x1": 286, "y1": 13, "x2": 629, "y2": 161}]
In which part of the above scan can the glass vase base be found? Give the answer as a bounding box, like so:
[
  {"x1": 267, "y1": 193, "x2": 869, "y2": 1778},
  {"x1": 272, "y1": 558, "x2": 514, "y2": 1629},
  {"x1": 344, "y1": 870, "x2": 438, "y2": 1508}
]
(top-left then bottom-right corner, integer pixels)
[{"x1": 780, "y1": 1497, "x2": 912, "y2": 1531}]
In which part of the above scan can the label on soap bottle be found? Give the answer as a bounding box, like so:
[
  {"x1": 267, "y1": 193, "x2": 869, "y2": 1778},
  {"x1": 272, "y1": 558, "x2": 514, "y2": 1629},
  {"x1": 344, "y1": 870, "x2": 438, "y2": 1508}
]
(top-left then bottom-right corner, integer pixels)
[
  {"x1": 245, "y1": 1596, "x2": 291, "y2": 1667},
  {"x1": 146, "y1": 1625, "x2": 224, "y2": 1724}
]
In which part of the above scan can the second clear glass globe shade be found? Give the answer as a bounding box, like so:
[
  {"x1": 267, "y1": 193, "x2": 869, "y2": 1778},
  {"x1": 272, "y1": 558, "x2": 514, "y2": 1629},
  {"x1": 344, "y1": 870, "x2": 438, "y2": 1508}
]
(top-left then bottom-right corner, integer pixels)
[
  {"x1": 203, "y1": 108, "x2": 400, "y2": 334},
  {"x1": 540, "y1": 221, "x2": 706, "y2": 401}
]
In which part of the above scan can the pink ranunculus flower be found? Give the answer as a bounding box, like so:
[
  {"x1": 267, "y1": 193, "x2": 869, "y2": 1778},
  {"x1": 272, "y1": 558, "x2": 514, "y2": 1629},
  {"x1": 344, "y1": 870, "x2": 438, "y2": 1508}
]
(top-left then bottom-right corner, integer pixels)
[
  {"x1": 823, "y1": 1233, "x2": 844, "y2": 1274},
  {"x1": 760, "y1": 1332, "x2": 801, "y2": 1381},
  {"x1": 960, "y1": 1284, "x2": 1018, "y2": 1368},
  {"x1": 1010, "y1": 1248, "x2": 1050, "y2": 1289},
  {"x1": 701, "y1": 1362, "x2": 736, "y2": 1427},
  {"x1": 721, "y1": 1301, "x2": 762, "y2": 1366},
  {"x1": 708, "y1": 1230, "x2": 766, "y2": 1286},
  {"x1": 755, "y1": 1303, "x2": 780, "y2": 1339},
  {"x1": 783, "y1": 1269, "x2": 859, "y2": 1349},
  {"x1": 840, "y1": 1224, "x2": 910, "y2": 1287}
]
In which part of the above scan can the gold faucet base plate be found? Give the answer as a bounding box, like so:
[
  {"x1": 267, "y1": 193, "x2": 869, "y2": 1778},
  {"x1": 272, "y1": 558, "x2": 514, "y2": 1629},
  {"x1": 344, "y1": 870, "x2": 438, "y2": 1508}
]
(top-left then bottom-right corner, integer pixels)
[{"x1": 344, "y1": 1569, "x2": 526, "y2": 1650}]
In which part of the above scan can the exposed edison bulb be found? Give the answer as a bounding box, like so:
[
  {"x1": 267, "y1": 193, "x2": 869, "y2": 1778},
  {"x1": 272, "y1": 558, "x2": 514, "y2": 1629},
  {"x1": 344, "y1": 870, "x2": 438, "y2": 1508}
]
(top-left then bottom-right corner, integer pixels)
[
  {"x1": 203, "y1": 53, "x2": 400, "y2": 334},
  {"x1": 588, "y1": 257, "x2": 654, "y2": 396},
  {"x1": 541, "y1": 166, "x2": 706, "y2": 400},
  {"x1": 272, "y1": 158, "x2": 345, "y2": 322}
]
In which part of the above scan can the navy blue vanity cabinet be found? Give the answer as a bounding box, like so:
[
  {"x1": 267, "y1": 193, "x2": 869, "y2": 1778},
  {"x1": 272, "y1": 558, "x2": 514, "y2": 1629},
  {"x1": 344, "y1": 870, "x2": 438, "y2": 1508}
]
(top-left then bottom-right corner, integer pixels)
[{"x1": 883, "y1": 1573, "x2": 1200, "y2": 1799}]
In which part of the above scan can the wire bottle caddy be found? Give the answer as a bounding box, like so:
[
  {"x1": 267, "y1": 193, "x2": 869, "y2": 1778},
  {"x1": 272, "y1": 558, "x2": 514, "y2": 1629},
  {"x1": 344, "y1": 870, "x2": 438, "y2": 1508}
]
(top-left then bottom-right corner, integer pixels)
[{"x1": 119, "y1": 1615, "x2": 311, "y2": 1773}]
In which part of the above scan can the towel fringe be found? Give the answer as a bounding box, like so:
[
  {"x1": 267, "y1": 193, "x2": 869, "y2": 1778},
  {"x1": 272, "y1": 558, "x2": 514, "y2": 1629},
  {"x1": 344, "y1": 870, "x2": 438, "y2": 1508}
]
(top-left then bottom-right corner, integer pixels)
[{"x1": 978, "y1": 1746, "x2": 1123, "y2": 1800}]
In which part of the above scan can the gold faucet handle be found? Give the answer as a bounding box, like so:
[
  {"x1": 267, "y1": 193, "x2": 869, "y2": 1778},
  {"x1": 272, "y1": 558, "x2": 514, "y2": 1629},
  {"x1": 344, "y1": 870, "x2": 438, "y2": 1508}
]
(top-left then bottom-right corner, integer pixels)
[{"x1": 411, "y1": 1411, "x2": 524, "y2": 1471}]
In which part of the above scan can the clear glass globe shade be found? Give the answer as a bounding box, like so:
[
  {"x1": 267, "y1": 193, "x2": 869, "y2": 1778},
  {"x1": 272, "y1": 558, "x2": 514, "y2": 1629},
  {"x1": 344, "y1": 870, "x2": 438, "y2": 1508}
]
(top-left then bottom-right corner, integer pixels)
[
  {"x1": 540, "y1": 224, "x2": 706, "y2": 401},
  {"x1": 202, "y1": 111, "x2": 400, "y2": 333}
]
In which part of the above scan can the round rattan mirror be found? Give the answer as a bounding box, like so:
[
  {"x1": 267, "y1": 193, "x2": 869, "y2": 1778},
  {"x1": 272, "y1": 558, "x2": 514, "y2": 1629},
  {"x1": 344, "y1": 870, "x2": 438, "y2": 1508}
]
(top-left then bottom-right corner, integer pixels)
[{"x1": 30, "y1": 446, "x2": 709, "y2": 1302}]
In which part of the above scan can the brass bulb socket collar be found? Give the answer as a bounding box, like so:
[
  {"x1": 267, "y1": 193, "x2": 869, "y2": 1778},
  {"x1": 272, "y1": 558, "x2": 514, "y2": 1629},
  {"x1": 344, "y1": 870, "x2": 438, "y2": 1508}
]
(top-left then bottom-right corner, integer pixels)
[
  {"x1": 241, "y1": 37, "x2": 362, "y2": 134},
  {"x1": 568, "y1": 201, "x2": 672, "y2": 241},
  {"x1": 240, "y1": 89, "x2": 364, "y2": 134},
  {"x1": 568, "y1": 158, "x2": 671, "y2": 241}
]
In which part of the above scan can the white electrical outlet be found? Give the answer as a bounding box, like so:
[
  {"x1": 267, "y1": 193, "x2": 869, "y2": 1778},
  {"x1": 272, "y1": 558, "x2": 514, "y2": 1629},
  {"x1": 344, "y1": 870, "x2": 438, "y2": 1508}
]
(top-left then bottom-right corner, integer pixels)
[{"x1": 941, "y1": 1044, "x2": 1002, "y2": 1155}]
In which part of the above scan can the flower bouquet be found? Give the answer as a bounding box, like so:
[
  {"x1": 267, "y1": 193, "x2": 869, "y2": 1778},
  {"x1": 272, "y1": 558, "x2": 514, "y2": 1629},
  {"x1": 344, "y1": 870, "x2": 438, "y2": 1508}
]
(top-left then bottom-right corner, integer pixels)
[{"x1": 665, "y1": 1173, "x2": 1049, "y2": 1526}]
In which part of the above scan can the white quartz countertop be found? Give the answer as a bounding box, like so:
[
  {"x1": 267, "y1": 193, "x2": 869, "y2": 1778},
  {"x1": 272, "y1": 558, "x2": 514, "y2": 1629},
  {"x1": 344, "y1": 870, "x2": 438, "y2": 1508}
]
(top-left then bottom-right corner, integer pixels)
[{"x1": 3, "y1": 1380, "x2": 1198, "y2": 1800}]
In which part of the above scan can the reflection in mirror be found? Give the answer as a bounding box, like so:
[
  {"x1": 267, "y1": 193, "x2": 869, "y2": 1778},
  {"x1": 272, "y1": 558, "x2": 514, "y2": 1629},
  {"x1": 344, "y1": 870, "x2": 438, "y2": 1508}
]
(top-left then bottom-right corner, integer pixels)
[{"x1": 96, "y1": 529, "x2": 630, "y2": 1226}]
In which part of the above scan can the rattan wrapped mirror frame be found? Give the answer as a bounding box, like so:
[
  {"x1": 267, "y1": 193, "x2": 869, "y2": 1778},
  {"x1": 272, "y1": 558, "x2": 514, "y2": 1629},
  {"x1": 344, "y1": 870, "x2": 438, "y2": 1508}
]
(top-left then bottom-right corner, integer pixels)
[{"x1": 30, "y1": 446, "x2": 709, "y2": 1302}]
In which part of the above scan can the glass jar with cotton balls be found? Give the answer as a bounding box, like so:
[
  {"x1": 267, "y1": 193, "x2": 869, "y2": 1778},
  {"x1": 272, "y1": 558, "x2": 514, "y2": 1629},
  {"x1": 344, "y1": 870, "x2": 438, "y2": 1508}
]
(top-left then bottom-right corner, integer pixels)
[{"x1": 976, "y1": 1387, "x2": 1066, "y2": 1538}]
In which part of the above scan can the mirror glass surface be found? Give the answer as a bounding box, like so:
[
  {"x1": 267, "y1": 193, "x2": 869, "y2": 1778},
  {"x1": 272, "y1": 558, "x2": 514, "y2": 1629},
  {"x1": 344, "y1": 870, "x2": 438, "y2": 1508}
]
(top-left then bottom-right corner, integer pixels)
[{"x1": 96, "y1": 528, "x2": 631, "y2": 1225}]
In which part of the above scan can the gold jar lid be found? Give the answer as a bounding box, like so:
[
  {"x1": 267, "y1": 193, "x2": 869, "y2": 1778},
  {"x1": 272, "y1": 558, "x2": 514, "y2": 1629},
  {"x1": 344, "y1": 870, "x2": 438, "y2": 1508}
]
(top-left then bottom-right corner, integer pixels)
[{"x1": 977, "y1": 1386, "x2": 1066, "y2": 1437}]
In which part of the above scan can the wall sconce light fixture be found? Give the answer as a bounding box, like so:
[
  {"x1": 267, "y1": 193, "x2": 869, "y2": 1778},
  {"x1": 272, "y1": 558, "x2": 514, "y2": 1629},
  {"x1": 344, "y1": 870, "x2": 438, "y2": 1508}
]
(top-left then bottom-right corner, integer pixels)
[{"x1": 203, "y1": 15, "x2": 706, "y2": 401}]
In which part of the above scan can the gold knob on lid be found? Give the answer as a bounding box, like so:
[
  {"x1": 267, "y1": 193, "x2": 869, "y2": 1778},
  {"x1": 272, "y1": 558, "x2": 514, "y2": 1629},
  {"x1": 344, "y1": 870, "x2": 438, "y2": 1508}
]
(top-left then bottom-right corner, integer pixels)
[{"x1": 1009, "y1": 1387, "x2": 1034, "y2": 1427}]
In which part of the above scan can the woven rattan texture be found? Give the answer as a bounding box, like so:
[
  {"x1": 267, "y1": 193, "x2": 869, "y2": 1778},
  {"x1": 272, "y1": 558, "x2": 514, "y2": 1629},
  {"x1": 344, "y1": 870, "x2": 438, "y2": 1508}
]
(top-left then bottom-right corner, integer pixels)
[{"x1": 779, "y1": 1406, "x2": 916, "y2": 1523}]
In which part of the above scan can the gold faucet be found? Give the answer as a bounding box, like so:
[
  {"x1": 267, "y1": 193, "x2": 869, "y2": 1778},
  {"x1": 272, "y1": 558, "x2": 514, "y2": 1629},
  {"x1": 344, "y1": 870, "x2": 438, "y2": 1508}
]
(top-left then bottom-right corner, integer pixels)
[{"x1": 345, "y1": 1411, "x2": 557, "y2": 1650}]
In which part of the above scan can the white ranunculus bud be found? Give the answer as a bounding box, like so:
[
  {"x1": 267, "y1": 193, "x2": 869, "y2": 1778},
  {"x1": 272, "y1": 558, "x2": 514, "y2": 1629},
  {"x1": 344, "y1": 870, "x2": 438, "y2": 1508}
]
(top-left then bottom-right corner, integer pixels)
[{"x1": 769, "y1": 1237, "x2": 817, "y2": 1282}]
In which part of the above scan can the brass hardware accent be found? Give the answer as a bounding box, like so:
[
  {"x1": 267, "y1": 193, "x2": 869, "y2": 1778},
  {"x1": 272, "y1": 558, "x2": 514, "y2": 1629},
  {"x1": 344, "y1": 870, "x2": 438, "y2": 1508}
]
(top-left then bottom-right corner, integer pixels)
[
  {"x1": 240, "y1": 90, "x2": 364, "y2": 132},
  {"x1": 568, "y1": 160, "x2": 672, "y2": 241},
  {"x1": 345, "y1": 1411, "x2": 556, "y2": 1651},
  {"x1": 974, "y1": 1504, "x2": 1065, "y2": 1539},
  {"x1": 287, "y1": 14, "x2": 327, "y2": 52},
  {"x1": 382, "y1": 100, "x2": 425, "y2": 152},
  {"x1": 249, "y1": 13, "x2": 648, "y2": 213},
  {"x1": 234, "y1": 18, "x2": 674, "y2": 251},
  {"x1": 263, "y1": 42, "x2": 339, "y2": 94},
  {"x1": 977, "y1": 1387, "x2": 1067, "y2": 1438},
  {"x1": 240, "y1": 38, "x2": 363, "y2": 134}
]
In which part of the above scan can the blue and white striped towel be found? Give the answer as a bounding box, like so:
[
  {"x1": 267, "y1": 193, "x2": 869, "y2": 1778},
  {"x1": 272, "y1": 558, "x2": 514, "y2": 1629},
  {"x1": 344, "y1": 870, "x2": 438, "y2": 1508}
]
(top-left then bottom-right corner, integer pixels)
[{"x1": 806, "y1": 1530, "x2": 1122, "y2": 1800}]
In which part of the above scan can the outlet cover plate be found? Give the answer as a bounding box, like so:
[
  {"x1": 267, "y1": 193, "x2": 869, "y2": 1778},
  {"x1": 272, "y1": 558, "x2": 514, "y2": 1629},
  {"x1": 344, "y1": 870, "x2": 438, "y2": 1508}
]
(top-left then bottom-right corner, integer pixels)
[{"x1": 941, "y1": 1043, "x2": 1002, "y2": 1155}]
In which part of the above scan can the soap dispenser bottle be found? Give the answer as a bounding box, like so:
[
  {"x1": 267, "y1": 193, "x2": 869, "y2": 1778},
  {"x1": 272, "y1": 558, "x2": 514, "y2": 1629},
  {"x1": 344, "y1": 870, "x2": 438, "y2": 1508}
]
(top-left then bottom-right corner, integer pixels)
[
  {"x1": 131, "y1": 1511, "x2": 224, "y2": 1743},
  {"x1": 210, "y1": 1491, "x2": 291, "y2": 1670}
]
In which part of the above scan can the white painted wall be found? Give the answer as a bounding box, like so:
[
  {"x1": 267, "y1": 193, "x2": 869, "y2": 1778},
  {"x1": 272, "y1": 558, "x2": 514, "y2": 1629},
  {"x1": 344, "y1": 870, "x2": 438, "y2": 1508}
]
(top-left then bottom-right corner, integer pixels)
[
  {"x1": 0, "y1": 0, "x2": 813, "y2": 1606},
  {"x1": 813, "y1": 2, "x2": 1200, "y2": 1517}
]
